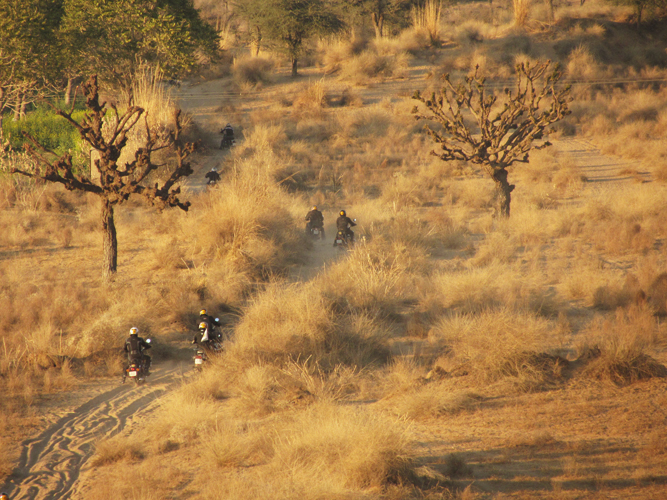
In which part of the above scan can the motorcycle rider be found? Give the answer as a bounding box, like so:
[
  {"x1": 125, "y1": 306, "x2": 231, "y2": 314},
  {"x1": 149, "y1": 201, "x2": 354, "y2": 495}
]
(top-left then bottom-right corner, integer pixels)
[
  {"x1": 305, "y1": 205, "x2": 325, "y2": 239},
  {"x1": 334, "y1": 210, "x2": 356, "y2": 246},
  {"x1": 123, "y1": 327, "x2": 151, "y2": 376},
  {"x1": 220, "y1": 123, "x2": 235, "y2": 148},
  {"x1": 205, "y1": 167, "x2": 221, "y2": 185},
  {"x1": 194, "y1": 309, "x2": 221, "y2": 344}
]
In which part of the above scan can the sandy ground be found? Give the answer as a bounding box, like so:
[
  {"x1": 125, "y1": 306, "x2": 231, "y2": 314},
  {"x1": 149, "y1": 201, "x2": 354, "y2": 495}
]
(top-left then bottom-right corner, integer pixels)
[{"x1": 2, "y1": 363, "x2": 189, "y2": 500}]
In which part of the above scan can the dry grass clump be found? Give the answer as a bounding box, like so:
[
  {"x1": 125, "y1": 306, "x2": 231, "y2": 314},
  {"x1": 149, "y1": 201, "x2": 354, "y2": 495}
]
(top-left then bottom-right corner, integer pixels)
[
  {"x1": 227, "y1": 280, "x2": 390, "y2": 374},
  {"x1": 566, "y1": 45, "x2": 605, "y2": 82},
  {"x1": 320, "y1": 238, "x2": 427, "y2": 318},
  {"x1": 189, "y1": 403, "x2": 419, "y2": 499},
  {"x1": 578, "y1": 305, "x2": 667, "y2": 385},
  {"x1": 431, "y1": 308, "x2": 564, "y2": 389},
  {"x1": 205, "y1": 419, "x2": 267, "y2": 468},
  {"x1": 226, "y1": 363, "x2": 316, "y2": 418},
  {"x1": 228, "y1": 283, "x2": 333, "y2": 365},
  {"x1": 411, "y1": 0, "x2": 442, "y2": 46},
  {"x1": 513, "y1": 0, "x2": 531, "y2": 28},
  {"x1": 292, "y1": 79, "x2": 330, "y2": 117},
  {"x1": 91, "y1": 435, "x2": 146, "y2": 466},
  {"x1": 190, "y1": 153, "x2": 303, "y2": 277},
  {"x1": 387, "y1": 383, "x2": 482, "y2": 420},
  {"x1": 233, "y1": 56, "x2": 274, "y2": 87},
  {"x1": 269, "y1": 402, "x2": 414, "y2": 489},
  {"x1": 427, "y1": 260, "x2": 560, "y2": 317},
  {"x1": 339, "y1": 41, "x2": 410, "y2": 84},
  {"x1": 147, "y1": 390, "x2": 221, "y2": 445},
  {"x1": 319, "y1": 37, "x2": 368, "y2": 74},
  {"x1": 238, "y1": 123, "x2": 288, "y2": 155}
]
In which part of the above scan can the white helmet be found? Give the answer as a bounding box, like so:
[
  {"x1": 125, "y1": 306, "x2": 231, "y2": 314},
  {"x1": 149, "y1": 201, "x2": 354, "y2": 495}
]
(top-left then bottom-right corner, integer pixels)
[{"x1": 130, "y1": 327, "x2": 138, "y2": 336}]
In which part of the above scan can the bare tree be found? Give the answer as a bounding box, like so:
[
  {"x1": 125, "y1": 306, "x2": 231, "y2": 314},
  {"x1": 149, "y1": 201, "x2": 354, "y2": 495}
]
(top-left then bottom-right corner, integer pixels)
[
  {"x1": 11, "y1": 75, "x2": 195, "y2": 279},
  {"x1": 412, "y1": 61, "x2": 572, "y2": 217}
]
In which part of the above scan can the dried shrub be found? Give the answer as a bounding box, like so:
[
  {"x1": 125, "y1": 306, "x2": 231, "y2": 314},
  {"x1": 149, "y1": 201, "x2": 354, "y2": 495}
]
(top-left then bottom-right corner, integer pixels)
[
  {"x1": 92, "y1": 437, "x2": 146, "y2": 466},
  {"x1": 233, "y1": 56, "x2": 274, "y2": 86},
  {"x1": 579, "y1": 306, "x2": 667, "y2": 385}
]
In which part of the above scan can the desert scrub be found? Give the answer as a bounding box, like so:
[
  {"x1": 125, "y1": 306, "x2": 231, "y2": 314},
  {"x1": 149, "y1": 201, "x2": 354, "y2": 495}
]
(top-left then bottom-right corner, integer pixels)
[
  {"x1": 269, "y1": 402, "x2": 414, "y2": 489},
  {"x1": 226, "y1": 281, "x2": 390, "y2": 372},
  {"x1": 578, "y1": 305, "x2": 667, "y2": 385},
  {"x1": 430, "y1": 308, "x2": 565, "y2": 390},
  {"x1": 233, "y1": 56, "x2": 274, "y2": 87},
  {"x1": 339, "y1": 44, "x2": 409, "y2": 84}
]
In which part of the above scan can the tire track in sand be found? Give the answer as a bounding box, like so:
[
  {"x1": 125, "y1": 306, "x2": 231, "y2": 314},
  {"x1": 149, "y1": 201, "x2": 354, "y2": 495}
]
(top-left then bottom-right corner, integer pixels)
[{"x1": 1, "y1": 365, "x2": 182, "y2": 500}]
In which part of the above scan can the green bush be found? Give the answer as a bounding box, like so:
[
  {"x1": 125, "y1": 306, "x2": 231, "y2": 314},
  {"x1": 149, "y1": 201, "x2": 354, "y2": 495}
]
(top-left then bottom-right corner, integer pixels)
[{"x1": 2, "y1": 102, "x2": 88, "y2": 167}]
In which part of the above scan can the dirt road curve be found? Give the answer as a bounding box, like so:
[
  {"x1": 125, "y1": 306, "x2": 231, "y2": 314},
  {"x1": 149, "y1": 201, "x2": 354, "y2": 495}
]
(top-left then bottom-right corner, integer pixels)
[{"x1": 1, "y1": 366, "x2": 182, "y2": 500}]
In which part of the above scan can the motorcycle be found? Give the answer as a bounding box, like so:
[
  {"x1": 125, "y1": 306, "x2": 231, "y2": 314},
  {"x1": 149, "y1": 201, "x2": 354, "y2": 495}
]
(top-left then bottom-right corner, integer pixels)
[
  {"x1": 193, "y1": 346, "x2": 207, "y2": 371},
  {"x1": 220, "y1": 137, "x2": 236, "y2": 149},
  {"x1": 197, "y1": 320, "x2": 224, "y2": 352},
  {"x1": 123, "y1": 339, "x2": 151, "y2": 385},
  {"x1": 334, "y1": 230, "x2": 350, "y2": 249},
  {"x1": 308, "y1": 224, "x2": 324, "y2": 240},
  {"x1": 334, "y1": 218, "x2": 356, "y2": 249}
]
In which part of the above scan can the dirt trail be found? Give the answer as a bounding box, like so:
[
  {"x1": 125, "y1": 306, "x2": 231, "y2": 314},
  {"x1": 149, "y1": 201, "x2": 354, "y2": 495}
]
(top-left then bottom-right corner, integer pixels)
[
  {"x1": 1, "y1": 365, "x2": 184, "y2": 500},
  {"x1": 290, "y1": 220, "x2": 347, "y2": 282}
]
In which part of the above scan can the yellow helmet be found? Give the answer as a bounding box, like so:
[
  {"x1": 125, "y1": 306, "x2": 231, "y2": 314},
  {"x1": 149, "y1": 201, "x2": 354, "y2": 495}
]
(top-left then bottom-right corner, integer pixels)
[
  {"x1": 311, "y1": 205, "x2": 317, "y2": 211},
  {"x1": 0, "y1": 493, "x2": 8, "y2": 500},
  {"x1": 199, "y1": 322, "x2": 207, "y2": 329},
  {"x1": 199, "y1": 309, "x2": 207, "y2": 315},
  {"x1": 130, "y1": 327, "x2": 138, "y2": 336},
  {"x1": 339, "y1": 210, "x2": 346, "y2": 216}
]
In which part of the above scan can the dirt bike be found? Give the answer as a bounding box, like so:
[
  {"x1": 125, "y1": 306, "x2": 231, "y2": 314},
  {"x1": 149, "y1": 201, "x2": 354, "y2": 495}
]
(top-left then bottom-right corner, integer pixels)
[
  {"x1": 193, "y1": 346, "x2": 207, "y2": 371},
  {"x1": 334, "y1": 230, "x2": 350, "y2": 249},
  {"x1": 220, "y1": 137, "x2": 236, "y2": 149},
  {"x1": 122, "y1": 339, "x2": 152, "y2": 385},
  {"x1": 196, "y1": 320, "x2": 224, "y2": 353},
  {"x1": 307, "y1": 224, "x2": 324, "y2": 240},
  {"x1": 334, "y1": 218, "x2": 356, "y2": 249}
]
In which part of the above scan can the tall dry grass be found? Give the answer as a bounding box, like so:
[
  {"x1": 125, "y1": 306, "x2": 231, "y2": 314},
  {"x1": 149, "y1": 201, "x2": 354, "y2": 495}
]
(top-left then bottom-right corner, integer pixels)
[
  {"x1": 430, "y1": 308, "x2": 564, "y2": 391},
  {"x1": 337, "y1": 40, "x2": 410, "y2": 84},
  {"x1": 233, "y1": 56, "x2": 274, "y2": 88},
  {"x1": 513, "y1": 0, "x2": 531, "y2": 27},
  {"x1": 411, "y1": 0, "x2": 442, "y2": 45},
  {"x1": 578, "y1": 305, "x2": 667, "y2": 385}
]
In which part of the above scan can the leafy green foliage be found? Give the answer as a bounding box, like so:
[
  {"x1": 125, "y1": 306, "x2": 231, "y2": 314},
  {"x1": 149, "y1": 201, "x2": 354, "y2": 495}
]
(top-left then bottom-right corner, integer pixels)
[
  {"x1": 60, "y1": 0, "x2": 218, "y2": 89},
  {"x1": 346, "y1": 0, "x2": 416, "y2": 38},
  {"x1": 2, "y1": 103, "x2": 88, "y2": 167},
  {"x1": 0, "y1": 0, "x2": 64, "y2": 113},
  {"x1": 236, "y1": 0, "x2": 344, "y2": 76}
]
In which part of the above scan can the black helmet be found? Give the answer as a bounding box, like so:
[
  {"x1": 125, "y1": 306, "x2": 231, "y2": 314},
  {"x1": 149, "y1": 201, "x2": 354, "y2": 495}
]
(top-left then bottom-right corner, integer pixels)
[{"x1": 339, "y1": 210, "x2": 346, "y2": 217}]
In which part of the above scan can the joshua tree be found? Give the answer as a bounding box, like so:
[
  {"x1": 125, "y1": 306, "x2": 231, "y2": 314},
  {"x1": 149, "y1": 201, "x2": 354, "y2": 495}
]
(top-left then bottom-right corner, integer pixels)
[
  {"x1": 412, "y1": 61, "x2": 572, "y2": 217},
  {"x1": 11, "y1": 75, "x2": 195, "y2": 279}
]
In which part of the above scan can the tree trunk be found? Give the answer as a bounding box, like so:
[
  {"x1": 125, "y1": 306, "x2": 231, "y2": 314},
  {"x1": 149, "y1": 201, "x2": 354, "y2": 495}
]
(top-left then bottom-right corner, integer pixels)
[
  {"x1": 64, "y1": 77, "x2": 75, "y2": 105},
  {"x1": 372, "y1": 12, "x2": 384, "y2": 39},
  {"x1": 14, "y1": 91, "x2": 24, "y2": 121},
  {"x1": 102, "y1": 198, "x2": 118, "y2": 279},
  {"x1": 492, "y1": 169, "x2": 515, "y2": 218},
  {"x1": 291, "y1": 57, "x2": 298, "y2": 77},
  {"x1": 545, "y1": 0, "x2": 554, "y2": 22},
  {"x1": 252, "y1": 26, "x2": 262, "y2": 56}
]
